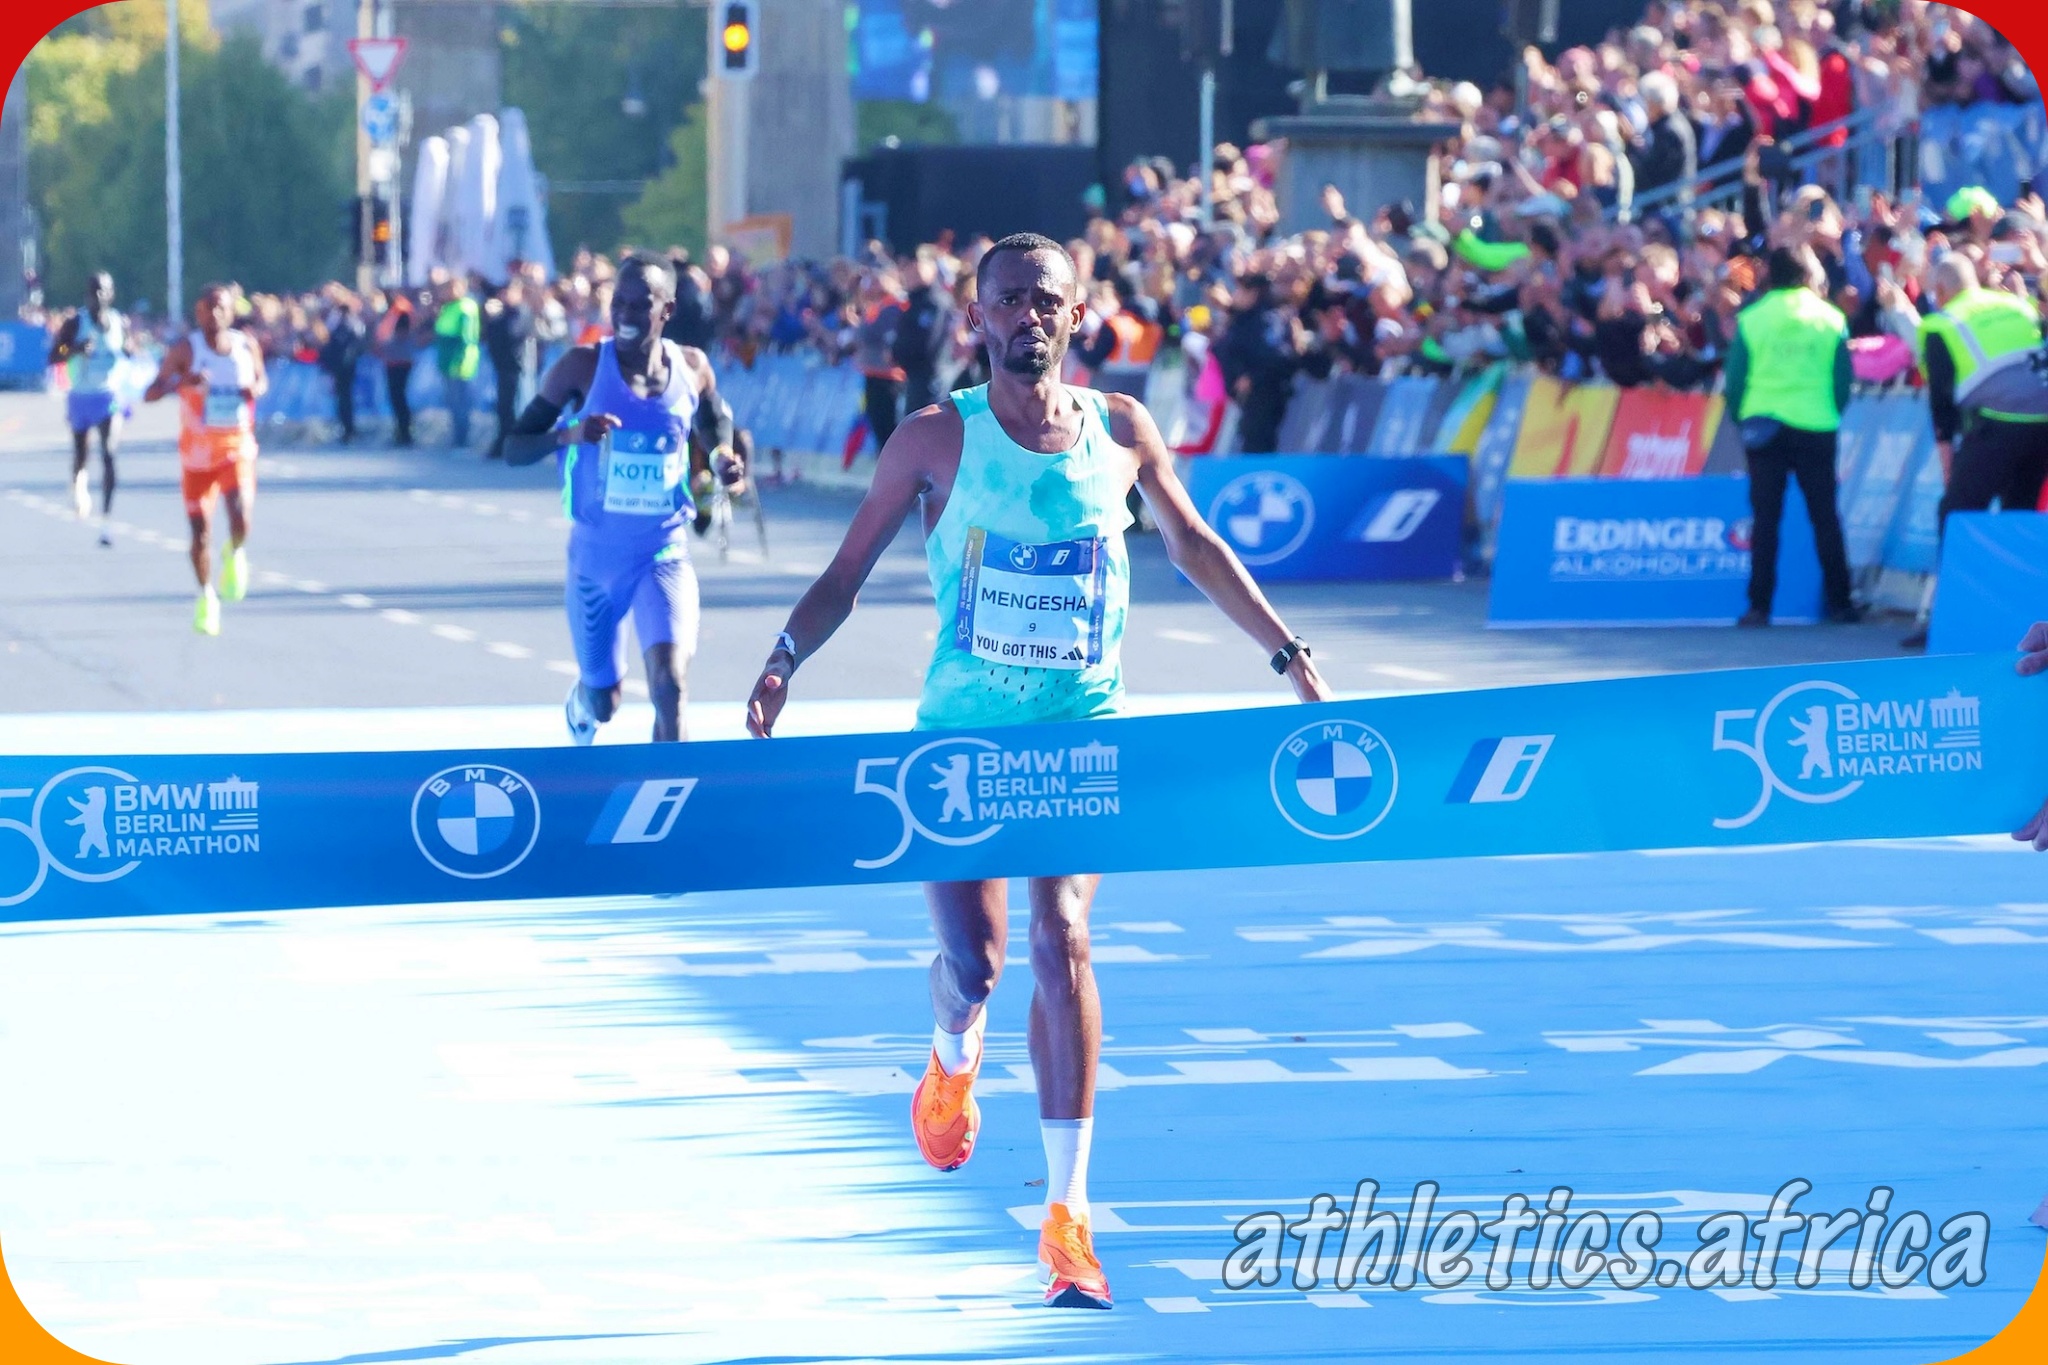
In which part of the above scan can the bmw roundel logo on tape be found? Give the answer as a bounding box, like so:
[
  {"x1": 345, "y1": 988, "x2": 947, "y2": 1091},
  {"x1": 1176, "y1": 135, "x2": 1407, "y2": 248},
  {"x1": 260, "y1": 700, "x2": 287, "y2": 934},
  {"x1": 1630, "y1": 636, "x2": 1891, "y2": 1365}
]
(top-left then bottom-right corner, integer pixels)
[
  {"x1": 1270, "y1": 719, "x2": 1399, "y2": 840},
  {"x1": 411, "y1": 764, "x2": 541, "y2": 879}
]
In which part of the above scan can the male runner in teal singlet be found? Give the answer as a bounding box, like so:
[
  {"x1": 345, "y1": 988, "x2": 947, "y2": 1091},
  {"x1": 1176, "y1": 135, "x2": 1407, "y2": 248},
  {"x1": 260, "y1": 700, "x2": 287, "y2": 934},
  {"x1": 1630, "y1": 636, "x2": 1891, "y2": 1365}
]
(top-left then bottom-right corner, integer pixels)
[{"x1": 745, "y1": 234, "x2": 1331, "y2": 1309}]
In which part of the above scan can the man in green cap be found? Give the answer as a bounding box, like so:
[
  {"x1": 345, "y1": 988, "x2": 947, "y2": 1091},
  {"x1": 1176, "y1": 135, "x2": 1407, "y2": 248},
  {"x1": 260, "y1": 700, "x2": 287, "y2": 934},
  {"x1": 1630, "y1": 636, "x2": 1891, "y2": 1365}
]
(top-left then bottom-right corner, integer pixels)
[
  {"x1": 1947, "y1": 186, "x2": 2003, "y2": 250},
  {"x1": 1724, "y1": 246, "x2": 1860, "y2": 627},
  {"x1": 1903, "y1": 252, "x2": 2048, "y2": 649}
]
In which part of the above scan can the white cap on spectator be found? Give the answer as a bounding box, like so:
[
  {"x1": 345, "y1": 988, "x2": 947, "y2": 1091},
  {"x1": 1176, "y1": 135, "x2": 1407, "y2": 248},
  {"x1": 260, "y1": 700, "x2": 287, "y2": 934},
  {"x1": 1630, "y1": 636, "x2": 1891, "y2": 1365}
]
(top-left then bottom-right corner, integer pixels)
[{"x1": 1639, "y1": 71, "x2": 1679, "y2": 115}]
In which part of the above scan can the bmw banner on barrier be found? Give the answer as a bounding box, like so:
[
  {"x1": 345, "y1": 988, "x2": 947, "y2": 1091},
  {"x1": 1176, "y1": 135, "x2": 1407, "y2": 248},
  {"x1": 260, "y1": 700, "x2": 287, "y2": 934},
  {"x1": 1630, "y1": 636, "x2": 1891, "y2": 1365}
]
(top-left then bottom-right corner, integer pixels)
[{"x1": 1183, "y1": 454, "x2": 1466, "y2": 582}]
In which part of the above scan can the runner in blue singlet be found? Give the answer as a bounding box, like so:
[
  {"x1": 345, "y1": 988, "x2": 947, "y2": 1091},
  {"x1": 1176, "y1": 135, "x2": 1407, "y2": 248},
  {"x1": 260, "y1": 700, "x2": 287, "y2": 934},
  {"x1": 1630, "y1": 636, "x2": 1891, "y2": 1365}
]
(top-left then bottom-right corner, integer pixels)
[
  {"x1": 45, "y1": 272, "x2": 133, "y2": 544},
  {"x1": 503, "y1": 256, "x2": 738, "y2": 743},
  {"x1": 743, "y1": 234, "x2": 1332, "y2": 1310}
]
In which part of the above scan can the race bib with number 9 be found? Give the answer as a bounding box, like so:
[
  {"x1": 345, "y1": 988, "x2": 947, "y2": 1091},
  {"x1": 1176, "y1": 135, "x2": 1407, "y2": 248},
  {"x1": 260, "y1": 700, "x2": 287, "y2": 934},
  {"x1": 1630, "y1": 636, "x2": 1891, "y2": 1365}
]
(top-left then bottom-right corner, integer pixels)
[
  {"x1": 601, "y1": 429, "x2": 684, "y2": 515},
  {"x1": 204, "y1": 386, "x2": 245, "y2": 430},
  {"x1": 953, "y1": 528, "x2": 1107, "y2": 671}
]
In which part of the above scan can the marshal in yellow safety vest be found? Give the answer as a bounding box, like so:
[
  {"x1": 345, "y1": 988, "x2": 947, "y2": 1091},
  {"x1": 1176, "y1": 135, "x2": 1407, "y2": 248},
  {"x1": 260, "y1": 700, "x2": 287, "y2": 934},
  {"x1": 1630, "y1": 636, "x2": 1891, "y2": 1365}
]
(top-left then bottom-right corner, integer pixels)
[
  {"x1": 1732, "y1": 286, "x2": 1851, "y2": 433},
  {"x1": 1917, "y1": 286, "x2": 2046, "y2": 422}
]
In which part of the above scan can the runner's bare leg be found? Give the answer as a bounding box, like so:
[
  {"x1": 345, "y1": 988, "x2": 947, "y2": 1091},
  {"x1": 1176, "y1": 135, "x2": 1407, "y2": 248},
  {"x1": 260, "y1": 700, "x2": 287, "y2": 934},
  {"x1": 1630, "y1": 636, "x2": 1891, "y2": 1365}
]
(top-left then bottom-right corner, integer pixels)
[
  {"x1": 926, "y1": 875, "x2": 1100, "y2": 1116},
  {"x1": 925, "y1": 879, "x2": 1007, "y2": 1035},
  {"x1": 1026, "y1": 874, "x2": 1100, "y2": 1120}
]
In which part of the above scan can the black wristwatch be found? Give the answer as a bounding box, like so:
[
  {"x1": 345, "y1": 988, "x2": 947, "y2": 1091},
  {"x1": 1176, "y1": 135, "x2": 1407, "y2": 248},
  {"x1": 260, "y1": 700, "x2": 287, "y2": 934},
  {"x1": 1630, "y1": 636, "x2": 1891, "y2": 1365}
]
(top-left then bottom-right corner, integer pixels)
[{"x1": 1271, "y1": 636, "x2": 1310, "y2": 675}]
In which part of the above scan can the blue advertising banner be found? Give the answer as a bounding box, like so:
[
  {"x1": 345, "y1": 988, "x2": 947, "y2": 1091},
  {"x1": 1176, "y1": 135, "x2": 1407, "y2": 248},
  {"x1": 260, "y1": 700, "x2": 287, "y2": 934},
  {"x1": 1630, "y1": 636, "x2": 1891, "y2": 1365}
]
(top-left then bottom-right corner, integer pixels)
[
  {"x1": 1185, "y1": 453, "x2": 1466, "y2": 582},
  {"x1": 0, "y1": 320, "x2": 48, "y2": 389},
  {"x1": 1840, "y1": 392, "x2": 1935, "y2": 574},
  {"x1": 1471, "y1": 371, "x2": 1535, "y2": 534},
  {"x1": 1488, "y1": 476, "x2": 1820, "y2": 626},
  {"x1": 1930, "y1": 512, "x2": 2048, "y2": 655},
  {"x1": 1366, "y1": 376, "x2": 1442, "y2": 454},
  {"x1": 2, "y1": 656, "x2": 2038, "y2": 924},
  {"x1": 1883, "y1": 432, "x2": 1946, "y2": 575}
]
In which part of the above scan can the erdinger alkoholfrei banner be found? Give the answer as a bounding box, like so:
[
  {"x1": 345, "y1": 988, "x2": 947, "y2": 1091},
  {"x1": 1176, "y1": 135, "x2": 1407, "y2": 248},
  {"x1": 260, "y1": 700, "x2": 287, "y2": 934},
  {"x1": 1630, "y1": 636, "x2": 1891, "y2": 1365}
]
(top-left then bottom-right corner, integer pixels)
[
  {"x1": 1, "y1": 655, "x2": 2040, "y2": 922},
  {"x1": 1488, "y1": 476, "x2": 1823, "y2": 626}
]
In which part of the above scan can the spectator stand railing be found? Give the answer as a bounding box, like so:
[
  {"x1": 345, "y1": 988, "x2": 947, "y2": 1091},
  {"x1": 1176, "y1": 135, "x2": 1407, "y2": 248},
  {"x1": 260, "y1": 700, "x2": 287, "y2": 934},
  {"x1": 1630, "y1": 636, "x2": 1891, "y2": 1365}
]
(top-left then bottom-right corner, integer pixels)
[{"x1": 1626, "y1": 107, "x2": 1893, "y2": 227}]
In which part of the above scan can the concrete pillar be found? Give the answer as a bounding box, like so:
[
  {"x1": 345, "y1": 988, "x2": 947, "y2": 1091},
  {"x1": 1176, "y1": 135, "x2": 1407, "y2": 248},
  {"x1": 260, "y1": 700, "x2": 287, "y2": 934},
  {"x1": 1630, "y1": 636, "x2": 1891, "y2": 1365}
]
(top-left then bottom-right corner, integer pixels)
[
  {"x1": 720, "y1": 0, "x2": 852, "y2": 261},
  {"x1": 392, "y1": 0, "x2": 503, "y2": 177}
]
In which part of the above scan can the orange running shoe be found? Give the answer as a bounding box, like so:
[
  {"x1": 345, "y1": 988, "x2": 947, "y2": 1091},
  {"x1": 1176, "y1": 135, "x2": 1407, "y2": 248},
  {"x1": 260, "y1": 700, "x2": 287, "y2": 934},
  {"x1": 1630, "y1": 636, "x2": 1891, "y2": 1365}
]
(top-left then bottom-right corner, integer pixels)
[
  {"x1": 910, "y1": 1048, "x2": 980, "y2": 1171},
  {"x1": 1039, "y1": 1203, "x2": 1113, "y2": 1309}
]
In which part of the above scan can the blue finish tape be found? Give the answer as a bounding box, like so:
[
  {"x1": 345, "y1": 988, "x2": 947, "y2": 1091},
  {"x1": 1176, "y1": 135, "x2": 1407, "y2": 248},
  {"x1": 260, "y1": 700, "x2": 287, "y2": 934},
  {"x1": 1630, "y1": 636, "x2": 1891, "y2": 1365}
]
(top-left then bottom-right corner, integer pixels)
[{"x1": 2, "y1": 655, "x2": 2040, "y2": 921}]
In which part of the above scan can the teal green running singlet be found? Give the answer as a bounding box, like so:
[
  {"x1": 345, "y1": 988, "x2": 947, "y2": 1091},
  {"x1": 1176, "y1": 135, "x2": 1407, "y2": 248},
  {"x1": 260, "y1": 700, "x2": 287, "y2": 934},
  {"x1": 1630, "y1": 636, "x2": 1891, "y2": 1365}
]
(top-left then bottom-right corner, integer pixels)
[{"x1": 915, "y1": 384, "x2": 1132, "y2": 730}]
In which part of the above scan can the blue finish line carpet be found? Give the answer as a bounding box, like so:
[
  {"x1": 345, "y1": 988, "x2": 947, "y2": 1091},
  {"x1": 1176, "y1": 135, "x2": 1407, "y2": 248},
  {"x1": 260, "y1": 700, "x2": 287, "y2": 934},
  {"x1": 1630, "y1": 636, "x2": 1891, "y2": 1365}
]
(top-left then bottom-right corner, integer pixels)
[{"x1": 1, "y1": 829, "x2": 2043, "y2": 1362}]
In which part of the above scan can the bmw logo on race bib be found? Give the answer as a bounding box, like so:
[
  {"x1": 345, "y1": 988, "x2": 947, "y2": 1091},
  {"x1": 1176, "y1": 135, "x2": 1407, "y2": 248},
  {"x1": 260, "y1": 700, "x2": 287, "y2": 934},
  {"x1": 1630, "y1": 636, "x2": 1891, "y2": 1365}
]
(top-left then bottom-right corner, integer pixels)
[
  {"x1": 1270, "y1": 720, "x2": 1399, "y2": 840},
  {"x1": 411, "y1": 764, "x2": 542, "y2": 879}
]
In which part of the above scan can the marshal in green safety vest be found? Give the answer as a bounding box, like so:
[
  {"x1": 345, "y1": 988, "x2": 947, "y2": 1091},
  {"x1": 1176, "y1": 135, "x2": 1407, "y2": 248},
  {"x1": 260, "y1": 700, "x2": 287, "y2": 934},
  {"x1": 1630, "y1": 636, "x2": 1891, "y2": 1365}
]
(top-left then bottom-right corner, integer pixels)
[
  {"x1": 1731, "y1": 286, "x2": 1852, "y2": 433},
  {"x1": 1917, "y1": 286, "x2": 2045, "y2": 421}
]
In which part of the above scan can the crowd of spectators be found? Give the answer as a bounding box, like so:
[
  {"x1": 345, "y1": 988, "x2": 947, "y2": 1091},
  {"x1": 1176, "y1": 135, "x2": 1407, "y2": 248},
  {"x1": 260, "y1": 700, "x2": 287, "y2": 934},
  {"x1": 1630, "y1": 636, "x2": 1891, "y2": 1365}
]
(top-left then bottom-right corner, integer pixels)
[
  {"x1": 29, "y1": 2, "x2": 2046, "y2": 460},
  {"x1": 498, "y1": 0, "x2": 2047, "y2": 456}
]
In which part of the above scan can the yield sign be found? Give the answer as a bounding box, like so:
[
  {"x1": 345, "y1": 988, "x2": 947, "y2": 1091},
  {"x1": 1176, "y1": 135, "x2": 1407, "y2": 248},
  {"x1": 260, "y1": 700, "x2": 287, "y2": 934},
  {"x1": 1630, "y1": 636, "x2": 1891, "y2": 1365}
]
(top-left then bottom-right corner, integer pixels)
[{"x1": 347, "y1": 37, "x2": 408, "y2": 92}]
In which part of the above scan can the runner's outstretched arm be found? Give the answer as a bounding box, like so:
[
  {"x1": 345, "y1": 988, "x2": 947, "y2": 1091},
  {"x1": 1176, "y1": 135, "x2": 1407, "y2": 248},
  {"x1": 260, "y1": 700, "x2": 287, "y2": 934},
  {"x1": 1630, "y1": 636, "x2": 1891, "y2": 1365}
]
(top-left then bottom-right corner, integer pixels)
[
  {"x1": 745, "y1": 406, "x2": 958, "y2": 736},
  {"x1": 1112, "y1": 392, "x2": 1332, "y2": 704},
  {"x1": 46, "y1": 316, "x2": 78, "y2": 369},
  {"x1": 142, "y1": 340, "x2": 194, "y2": 403},
  {"x1": 502, "y1": 345, "x2": 600, "y2": 466},
  {"x1": 684, "y1": 348, "x2": 735, "y2": 484}
]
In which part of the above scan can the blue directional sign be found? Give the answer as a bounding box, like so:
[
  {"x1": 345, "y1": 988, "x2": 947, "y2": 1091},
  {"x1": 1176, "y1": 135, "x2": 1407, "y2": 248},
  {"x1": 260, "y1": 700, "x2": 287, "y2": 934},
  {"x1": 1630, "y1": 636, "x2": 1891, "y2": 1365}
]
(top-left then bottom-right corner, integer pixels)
[{"x1": 361, "y1": 93, "x2": 399, "y2": 146}]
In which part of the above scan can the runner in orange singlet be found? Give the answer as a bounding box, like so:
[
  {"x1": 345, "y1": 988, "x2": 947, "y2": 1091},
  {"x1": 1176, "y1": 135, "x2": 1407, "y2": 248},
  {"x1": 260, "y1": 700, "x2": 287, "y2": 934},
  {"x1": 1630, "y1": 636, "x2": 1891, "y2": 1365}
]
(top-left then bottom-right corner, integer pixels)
[{"x1": 144, "y1": 284, "x2": 268, "y2": 635}]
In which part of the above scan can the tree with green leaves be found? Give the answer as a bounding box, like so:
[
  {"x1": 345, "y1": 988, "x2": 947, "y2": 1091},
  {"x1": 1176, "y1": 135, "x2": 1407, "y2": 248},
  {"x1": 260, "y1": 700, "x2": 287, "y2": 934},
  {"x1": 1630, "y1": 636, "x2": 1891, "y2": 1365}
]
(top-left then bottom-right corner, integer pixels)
[
  {"x1": 501, "y1": 4, "x2": 706, "y2": 262},
  {"x1": 28, "y1": 12, "x2": 351, "y2": 314}
]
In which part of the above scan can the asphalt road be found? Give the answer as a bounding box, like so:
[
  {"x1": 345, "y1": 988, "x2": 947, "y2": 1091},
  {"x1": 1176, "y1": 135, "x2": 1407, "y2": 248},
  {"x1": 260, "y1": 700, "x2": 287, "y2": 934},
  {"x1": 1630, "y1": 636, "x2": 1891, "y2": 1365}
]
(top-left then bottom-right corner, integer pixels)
[{"x1": 0, "y1": 391, "x2": 1923, "y2": 720}]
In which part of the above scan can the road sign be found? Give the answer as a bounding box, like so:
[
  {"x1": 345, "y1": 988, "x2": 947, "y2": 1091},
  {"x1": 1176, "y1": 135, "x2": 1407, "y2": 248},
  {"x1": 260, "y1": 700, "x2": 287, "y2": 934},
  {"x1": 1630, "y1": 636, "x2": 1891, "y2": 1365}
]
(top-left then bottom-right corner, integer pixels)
[
  {"x1": 361, "y1": 93, "x2": 400, "y2": 146},
  {"x1": 347, "y1": 37, "x2": 408, "y2": 92}
]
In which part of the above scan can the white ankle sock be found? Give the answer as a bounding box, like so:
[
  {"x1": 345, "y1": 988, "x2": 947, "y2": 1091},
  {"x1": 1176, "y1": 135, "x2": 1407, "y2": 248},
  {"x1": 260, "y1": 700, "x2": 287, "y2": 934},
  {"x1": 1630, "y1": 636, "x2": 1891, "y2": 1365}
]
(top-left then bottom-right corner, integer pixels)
[
  {"x1": 1041, "y1": 1117, "x2": 1093, "y2": 1219},
  {"x1": 932, "y1": 1010, "x2": 985, "y2": 1076}
]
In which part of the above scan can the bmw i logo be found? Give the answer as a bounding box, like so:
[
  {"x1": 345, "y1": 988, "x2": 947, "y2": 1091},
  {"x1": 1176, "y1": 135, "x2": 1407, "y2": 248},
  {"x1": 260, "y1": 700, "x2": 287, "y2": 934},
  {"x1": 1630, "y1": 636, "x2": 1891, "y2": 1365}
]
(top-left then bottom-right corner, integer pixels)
[
  {"x1": 1270, "y1": 719, "x2": 1399, "y2": 840},
  {"x1": 411, "y1": 764, "x2": 541, "y2": 879}
]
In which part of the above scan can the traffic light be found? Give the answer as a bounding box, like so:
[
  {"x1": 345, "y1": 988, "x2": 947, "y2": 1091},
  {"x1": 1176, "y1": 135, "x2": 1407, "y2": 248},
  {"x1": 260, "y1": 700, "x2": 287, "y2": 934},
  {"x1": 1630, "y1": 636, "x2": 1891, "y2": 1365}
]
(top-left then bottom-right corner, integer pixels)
[
  {"x1": 718, "y1": 3, "x2": 757, "y2": 79},
  {"x1": 371, "y1": 200, "x2": 395, "y2": 269},
  {"x1": 348, "y1": 196, "x2": 396, "y2": 267}
]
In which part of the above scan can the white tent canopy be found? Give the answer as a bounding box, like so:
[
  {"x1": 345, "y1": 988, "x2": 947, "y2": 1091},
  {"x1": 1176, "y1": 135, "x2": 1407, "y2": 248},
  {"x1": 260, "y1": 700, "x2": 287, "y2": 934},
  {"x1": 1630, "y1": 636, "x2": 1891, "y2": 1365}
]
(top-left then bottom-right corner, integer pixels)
[
  {"x1": 405, "y1": 108, "x2": 554, "y2": 288},
  {"x1": 405, "y1": 136, "x2": 449, "y2": 289}
]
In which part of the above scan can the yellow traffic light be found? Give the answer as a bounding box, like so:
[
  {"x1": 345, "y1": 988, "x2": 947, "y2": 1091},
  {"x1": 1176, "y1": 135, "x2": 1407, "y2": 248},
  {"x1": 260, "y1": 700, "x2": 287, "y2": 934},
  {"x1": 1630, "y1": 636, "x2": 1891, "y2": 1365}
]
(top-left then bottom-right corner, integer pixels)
[{"x1": 719, "y1": 3, "x2": 756, "y2": 76}]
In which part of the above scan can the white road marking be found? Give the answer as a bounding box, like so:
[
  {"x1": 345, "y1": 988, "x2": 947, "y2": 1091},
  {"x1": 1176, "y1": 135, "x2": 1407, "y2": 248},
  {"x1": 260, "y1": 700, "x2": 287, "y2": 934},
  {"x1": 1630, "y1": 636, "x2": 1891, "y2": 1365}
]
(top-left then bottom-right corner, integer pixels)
[
  {"x1": 546, "y1": 659, "x2": 580, "y2": 677},
  {"x1": 1159, "y1": 628, "x2": 1219, "y2": 646},
  {"x1": 487, "y1": 642, "x2": 533, "y2": 660},
  {"x1": 337, "y1": 593, "x2": 376, "y2": 609},
  {"x1": 430, "y1": 624, "x2": 478, "y2": 643},
  {"x1": 380, "y1": 608, "x2": 422, "y2": 625}
]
